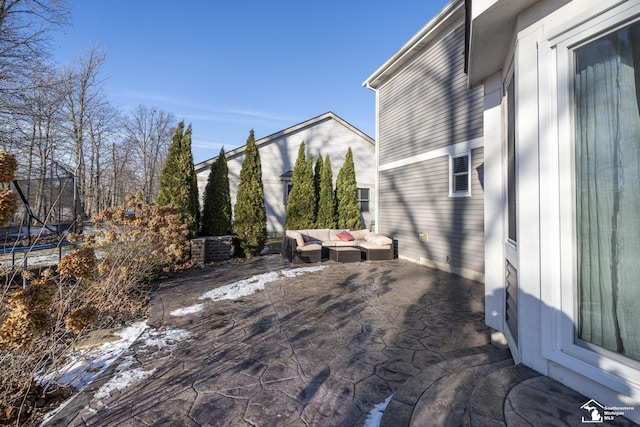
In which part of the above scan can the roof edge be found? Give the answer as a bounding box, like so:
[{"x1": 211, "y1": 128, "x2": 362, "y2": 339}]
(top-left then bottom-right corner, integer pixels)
[
  {"x1": 363, "y1": 0, "x2": 464, "y2": 90},
  {"x1": 195, "y1": 112, "x2": 374, "y2": 173}
]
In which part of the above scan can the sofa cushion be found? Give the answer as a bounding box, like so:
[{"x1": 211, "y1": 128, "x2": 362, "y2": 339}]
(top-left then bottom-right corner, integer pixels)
[
  {"x1": 350, "y1": 229, "x2": 371, "y2": 240},
  {"x1": 307, "y1": 228, "x2": 330, "y2": 242},
  {"x1": 358, "y1": 241, "x2": 391, "y2": 249},
  {"x1": 336, "y1": 230, "x2": 354, "y2": 242},
  {"x1": 297, "y1": 243, "x2": 322, "y2": 252},
  {"x1": 365, "y1": 233, "x2": 393, "y2": 246},
  {"x1": 322, "y1": 240, "x2": 359, "y2": 247}
]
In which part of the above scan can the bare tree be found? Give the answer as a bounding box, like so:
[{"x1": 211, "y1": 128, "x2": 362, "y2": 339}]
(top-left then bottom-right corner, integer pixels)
[
  {"x1": 10, "y1": 62, "x2": 68, "y2": 218},
  {"x1": 107, "y1": 137, "x2": 134, "y2": 207},
  {"x1": 0, "y1": 0, "x2": 69, "y2": 107},
  {"x1": 85, "y1": 100, "x2": 119, "y2": 215},
  {"x1": 0, "y1": 0, "x2": 69, "y2": 176},
  {"x1": 123, "y1": 105, "x2": 176, "y2": 203},
  {"x1": 61, "y1": 45, "x2": 107, "y2": 217}
]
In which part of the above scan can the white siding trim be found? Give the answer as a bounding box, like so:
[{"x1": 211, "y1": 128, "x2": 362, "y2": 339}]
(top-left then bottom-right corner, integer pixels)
[{"x1": 378, "y1": 137, "x2": 483, "y2": 172}]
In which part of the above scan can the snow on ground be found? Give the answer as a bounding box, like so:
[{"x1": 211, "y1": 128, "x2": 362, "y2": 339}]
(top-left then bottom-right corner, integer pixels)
[
  {"x1": 41, "y1": 322, "x2": 149, "y2": 390},
  {"x1": 199, "y1": 271, "x2": 280, "y2": 301},
  {"x1": 170, "y1": 303, "x2": 205, "y2": 317},
  {"x1": 199, "y1": 266, "x2": 327, "y2": 302},
  {"x1": 281, "y1": 265, "x2": 327, "y2": 277},
  {"x1": 92, "y1": 355, "x2": 154, "y2": 400},
  {"x1": 0, "y1": 247, "x2": 75, "y2": 269},
  {"x1": 40, "y1": 322, "x2": 191, "y2": 425},
  {"x1": 363, "y1": 394, "x2": 394, "y2": 427},
  {"x1": 91, "y1": 327, "x2": 191, "y2": 403}
]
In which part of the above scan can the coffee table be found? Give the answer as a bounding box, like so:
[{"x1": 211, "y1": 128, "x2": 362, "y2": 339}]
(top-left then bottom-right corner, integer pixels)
[{"x1": 329, "y1": 247, "x2": 361, "y2": 263}]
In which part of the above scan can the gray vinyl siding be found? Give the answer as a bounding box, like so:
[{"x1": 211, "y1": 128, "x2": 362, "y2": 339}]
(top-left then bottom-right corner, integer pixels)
[
  {"x1": 378, "y1": 147, "x2": 484, "y2": 273},
  {"x1": 374, "y1": 19, "x2": 485, "y2": 277},
  {"x1": 377, "y1": 24, "x2": 484, "y2": 166}
]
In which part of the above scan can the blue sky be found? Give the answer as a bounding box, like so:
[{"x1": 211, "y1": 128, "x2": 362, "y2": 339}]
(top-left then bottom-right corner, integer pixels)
[{"x1": 53, "y1": 0, "x2": 451, "y2": 163}]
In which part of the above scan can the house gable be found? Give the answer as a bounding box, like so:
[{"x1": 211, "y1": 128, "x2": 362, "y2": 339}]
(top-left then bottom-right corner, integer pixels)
[{"x1": 195, "y1": 112, "x2": 376, "y2": 235}]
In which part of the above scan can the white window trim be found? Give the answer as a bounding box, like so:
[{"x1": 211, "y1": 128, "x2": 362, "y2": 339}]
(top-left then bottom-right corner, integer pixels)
[
  {"x1": 503, "y1": 65, "x2": 517, "y2": 247},
  {"x1": 540, "y1": 0, "x2": 640, "y2": 397},
  {"x1": 378, "y1": 137, "x2": 482, "y2": 172},
  {"x1": 448, "y1": 151, "x2": 471, "y2": 197}
]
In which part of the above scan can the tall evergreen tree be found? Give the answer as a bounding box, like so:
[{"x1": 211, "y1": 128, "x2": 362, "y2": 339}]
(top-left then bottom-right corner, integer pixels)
[
  {"x1": 316, "y1": 154, "x2": 336, "y2": 228},
  {"x1": 201, "y1": 147, "x2": 232, "y2": 236},
  {"x1": 336, "y1": 147, "x2": 361, "y2": 230},
  {"x1": 284, "y1": 141, "x2": 316, "y2": 230},
  {"x1": 233, "y1": 129, "x2": 267, "y2": 257},
  {"x1": 157, "y1": 122, "x2": 200, "y2": 237},
  {"x1": 313, "y1": 154, "x2": 323, "y2": 220}
]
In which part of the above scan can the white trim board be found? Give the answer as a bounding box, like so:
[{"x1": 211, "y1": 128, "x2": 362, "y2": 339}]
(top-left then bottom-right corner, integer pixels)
[{"x1": 378, "y1": 137, "x2": 484, "y2": 172}]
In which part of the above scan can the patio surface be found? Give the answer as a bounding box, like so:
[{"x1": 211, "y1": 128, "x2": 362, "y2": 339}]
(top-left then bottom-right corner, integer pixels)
[{"x1": 47, "y1": 255, "x2": 638, "y2": 426}]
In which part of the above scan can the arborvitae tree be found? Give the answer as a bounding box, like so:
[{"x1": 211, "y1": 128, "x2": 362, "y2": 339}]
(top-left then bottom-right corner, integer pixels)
[
  {"x1": 157, "y1": 122, "x2": 200, "y2": 237},
  {"x1": 201, "y1": 147, "x2": 232, "y2": 236},
  {"x1": 336, "y1": 147, "x2": 361, "y2": 230},
  {"x1": 313, "y1": 154, "x2": 323, "y2": 220},
  {"x1": 233, "y1": 129, "x2": 267, "y2": 257},
  {"x1": 284, "y1": 141, "x2": 316, "y2": 230},
  {"x1": 316, "y1": 154, "x2": 336, "y2": 228}
]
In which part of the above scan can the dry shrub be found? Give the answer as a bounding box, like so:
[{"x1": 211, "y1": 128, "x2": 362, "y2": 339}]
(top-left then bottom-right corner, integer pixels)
[
  {"x1": 0, "y1": 192, "x2": 191, "y2": 424},
  {"x1": 0, "y1": 188, "x2": 17, "y2": 226},
  {"x1": 0, "y1": 152, "x2": 18, "y2": 182},
  {"x1": 57, "y1": 246, "x2": 96, "y2": 279},
  {"x1": 93, "y1": 192, "x2": 190, "y2": 268},
  {"x1": 65, "y1": 305, "x2": 99, "y2": 333},
  {"x1": 0, "y1": 279, "x2": 56, "y2": 351}
]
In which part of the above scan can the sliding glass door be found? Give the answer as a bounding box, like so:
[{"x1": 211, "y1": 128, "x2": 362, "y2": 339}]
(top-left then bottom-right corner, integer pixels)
[{"x1": 574, "y1": 21, "x2": 640, "y2": 362}]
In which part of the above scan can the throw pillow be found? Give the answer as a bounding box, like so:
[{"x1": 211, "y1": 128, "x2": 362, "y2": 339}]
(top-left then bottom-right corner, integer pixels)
[{"x1": 336, "y1": 230, "x2": 355, "y2": 242}]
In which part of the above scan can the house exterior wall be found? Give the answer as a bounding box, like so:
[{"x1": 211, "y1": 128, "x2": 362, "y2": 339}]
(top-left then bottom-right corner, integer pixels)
[
  {"x1": 195, "y1": 114, "x2": 375, "y2": 236},
  {"x1": 472, "y1": 0, "x2": 640, "y2": 420},
  {"x1": 373, "y1": 14, "x2": 485, "y2": 281}
]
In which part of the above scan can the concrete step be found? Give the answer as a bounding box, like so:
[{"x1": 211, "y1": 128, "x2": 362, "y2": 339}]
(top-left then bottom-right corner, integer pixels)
[
  {"x1": 469, "y1": 363, "x2": 541, "y2": 426},
  {"x1": 380, "y1": 346, "x2": 512, "y2": 427},
  {"x1": 384, "y1": 351, "x2": 640, "y2": 427}
]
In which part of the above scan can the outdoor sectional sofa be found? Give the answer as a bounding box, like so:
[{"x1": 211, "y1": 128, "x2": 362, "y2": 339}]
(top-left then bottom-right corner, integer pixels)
[{"x1": 283, "y1": 228, "x2": 394, "y2": 264}]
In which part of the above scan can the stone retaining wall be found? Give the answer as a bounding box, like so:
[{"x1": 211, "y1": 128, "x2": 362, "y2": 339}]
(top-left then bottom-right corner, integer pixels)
[{"x1": 190, "y1": 236, "x2": 233, "y2": 264}]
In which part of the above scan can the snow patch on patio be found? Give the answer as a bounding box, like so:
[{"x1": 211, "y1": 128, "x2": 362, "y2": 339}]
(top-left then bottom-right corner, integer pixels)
[
  {"x1": 41, "y1": 321, "x2": 149, "y2": 390},
  {"x1": 281, "y1": 265, "x2": 327, "y2": 277},
  {"x1": 170, "y1": 303, "x2": 205, "y2": 316},
  {"x1": 92, "y1": 355, "x2": 155, "y2": 400},
  {"x1": 198, "y1": 266, "x2": 327, "y2": 302},
  {"x1": 199, "y1": 271, "x2": 280, "y2": 301},
  {"x1": 363, "y1": 394, "x2": 393, "y2": 427}
]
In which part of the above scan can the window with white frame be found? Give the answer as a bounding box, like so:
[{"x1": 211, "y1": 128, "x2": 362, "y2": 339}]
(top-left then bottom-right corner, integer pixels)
[
  {"x1": 357, "y1": 188, "x2": 370, "y2": 213},
  {"x1": 449, "y1": 153, "x2": 471, "y2": 197}
]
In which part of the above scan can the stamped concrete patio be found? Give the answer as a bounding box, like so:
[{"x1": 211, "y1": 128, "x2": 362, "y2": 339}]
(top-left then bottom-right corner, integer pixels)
[{"x1": 48, "y1": 255, "x2": 638, "y2": 426}]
